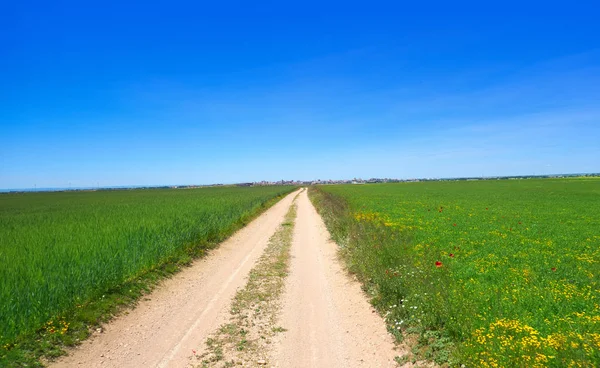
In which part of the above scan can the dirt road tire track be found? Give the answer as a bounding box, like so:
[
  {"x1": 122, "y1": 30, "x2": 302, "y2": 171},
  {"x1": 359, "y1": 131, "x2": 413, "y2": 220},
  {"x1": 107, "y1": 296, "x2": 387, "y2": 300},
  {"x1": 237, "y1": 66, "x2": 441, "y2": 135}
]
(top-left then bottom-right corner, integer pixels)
[{"x1": 272, "y1": 190, "x2": 401, "y2": 367}]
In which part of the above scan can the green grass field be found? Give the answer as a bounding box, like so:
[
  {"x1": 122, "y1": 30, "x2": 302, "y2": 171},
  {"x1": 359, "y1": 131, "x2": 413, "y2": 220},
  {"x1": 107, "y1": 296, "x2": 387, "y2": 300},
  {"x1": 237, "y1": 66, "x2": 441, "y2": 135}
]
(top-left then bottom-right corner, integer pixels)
[
  {"x1": 311, "y1": 178, "x2": 600, "y2": 367},
  {"x1": 0, "y1": 186, "x2": 294, "y2": 355}
]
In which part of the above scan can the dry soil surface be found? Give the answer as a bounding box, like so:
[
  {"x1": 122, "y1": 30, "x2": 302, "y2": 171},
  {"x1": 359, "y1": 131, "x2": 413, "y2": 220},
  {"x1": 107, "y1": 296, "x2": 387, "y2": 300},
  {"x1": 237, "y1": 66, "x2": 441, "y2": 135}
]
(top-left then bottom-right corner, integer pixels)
[{"x1": 52, "y1": 189, "x2": 401, "y2": 368}]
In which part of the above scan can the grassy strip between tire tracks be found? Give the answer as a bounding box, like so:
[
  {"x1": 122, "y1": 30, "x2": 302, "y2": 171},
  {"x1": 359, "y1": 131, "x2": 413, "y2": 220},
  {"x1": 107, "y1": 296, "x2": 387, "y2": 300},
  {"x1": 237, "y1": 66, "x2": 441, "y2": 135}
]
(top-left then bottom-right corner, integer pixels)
[
  {"x1": 196, "y1": 191, "x2": 300, "y2": 367},
  {"x1": 1, "y1": 187, "x2": 297, "y2": 368}
]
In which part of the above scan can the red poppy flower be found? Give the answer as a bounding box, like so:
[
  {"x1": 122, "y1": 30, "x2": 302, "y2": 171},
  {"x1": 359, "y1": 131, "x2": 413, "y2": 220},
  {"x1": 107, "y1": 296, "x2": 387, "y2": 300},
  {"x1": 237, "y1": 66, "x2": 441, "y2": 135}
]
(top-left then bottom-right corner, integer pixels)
[
  {"x1": 435, "y1": 261, "x2": 443, "y2": 268},
  {"x1": 551, "y1": 267, "x2": 557, "y2": 272},
  {"x1": 449, "y1": 253, "x2": 454, "y2": 257},
  {"x1": 453, "y1": 223, "x2": 457, "y2": 226}
]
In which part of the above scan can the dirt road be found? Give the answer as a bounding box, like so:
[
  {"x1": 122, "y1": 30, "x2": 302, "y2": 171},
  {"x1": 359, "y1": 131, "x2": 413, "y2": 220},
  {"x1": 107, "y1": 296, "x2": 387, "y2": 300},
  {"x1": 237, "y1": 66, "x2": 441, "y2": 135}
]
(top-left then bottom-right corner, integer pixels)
[
  {"x1": 271, "y1": 190, "x2": 398, "y2": 367},
  {"x1": 52, "y1": 189, "x2": 400, "y2": 368}
]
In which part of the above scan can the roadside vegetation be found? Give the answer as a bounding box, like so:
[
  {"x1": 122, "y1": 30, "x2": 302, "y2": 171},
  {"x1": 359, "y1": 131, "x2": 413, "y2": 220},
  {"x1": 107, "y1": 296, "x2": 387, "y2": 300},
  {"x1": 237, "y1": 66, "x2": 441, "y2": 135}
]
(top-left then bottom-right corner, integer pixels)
[
  {"x1": 0, "y1": 186, "x2": 295, "y2": 367},
  {"x1": 309, "y1": 179, "x2": 600, "y2": 367},
  {"x1": 197, "y1": 191, "x2": 299, "y2": 367}
]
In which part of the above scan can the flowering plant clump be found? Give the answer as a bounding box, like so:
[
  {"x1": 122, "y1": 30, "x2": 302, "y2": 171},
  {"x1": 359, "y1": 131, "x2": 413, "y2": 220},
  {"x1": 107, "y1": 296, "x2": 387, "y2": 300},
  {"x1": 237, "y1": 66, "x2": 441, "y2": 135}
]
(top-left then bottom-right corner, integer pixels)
[
  {"x1": 468, "y1": 318, "x2": 600, "y2": 367},
  {"x1": 42, "y1": 318, "x2": 70, "y2": 336}
]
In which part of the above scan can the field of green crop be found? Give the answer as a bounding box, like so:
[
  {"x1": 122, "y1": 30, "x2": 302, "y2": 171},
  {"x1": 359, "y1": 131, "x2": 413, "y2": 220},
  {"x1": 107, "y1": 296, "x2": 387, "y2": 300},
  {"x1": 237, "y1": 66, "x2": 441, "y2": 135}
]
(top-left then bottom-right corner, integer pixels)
[
  {"x1": 0, "y1": 186, "x2": 294, "y2": 353},
  {"x1": 311, "y1": 179, "x2": 599, "y2": 367}
]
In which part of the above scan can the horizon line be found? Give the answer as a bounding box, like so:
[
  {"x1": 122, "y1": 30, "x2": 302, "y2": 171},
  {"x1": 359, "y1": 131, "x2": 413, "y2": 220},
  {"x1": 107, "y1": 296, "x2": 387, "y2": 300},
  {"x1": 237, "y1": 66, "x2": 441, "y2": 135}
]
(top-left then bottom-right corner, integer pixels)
[{"x1": 2, "y1": 172, "x2": 599, "y2": 193}]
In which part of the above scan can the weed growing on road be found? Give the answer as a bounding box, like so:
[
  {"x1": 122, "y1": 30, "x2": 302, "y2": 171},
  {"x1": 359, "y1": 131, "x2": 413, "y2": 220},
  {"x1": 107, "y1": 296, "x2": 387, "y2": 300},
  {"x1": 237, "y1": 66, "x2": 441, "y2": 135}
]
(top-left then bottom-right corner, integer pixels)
[{"x1": 197, "y1": 194, "x2": 299, "y2": 367}]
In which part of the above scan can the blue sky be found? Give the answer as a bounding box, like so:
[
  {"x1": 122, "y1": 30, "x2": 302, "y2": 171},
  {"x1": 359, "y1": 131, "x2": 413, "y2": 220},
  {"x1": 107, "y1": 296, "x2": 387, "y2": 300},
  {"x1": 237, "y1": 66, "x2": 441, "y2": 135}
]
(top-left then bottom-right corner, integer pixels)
[{"x1": 2, "y1": 1, "x2": 599, "y2": 188}]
